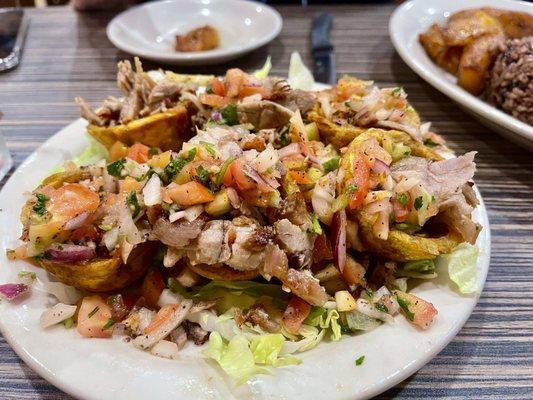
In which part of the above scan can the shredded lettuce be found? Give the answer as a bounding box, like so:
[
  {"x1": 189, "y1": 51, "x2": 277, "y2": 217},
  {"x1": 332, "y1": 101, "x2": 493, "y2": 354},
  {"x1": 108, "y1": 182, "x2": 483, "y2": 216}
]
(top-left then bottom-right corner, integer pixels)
[
  {"x1": 305, "y1": 307, "x2": 342, "y2": 341},
  {"x1": 204, "y1": 332, "x2": 300, "y2": 384},
  {"x1": 437, "y1": 243, "x2": 479, "y2": 294},
  {"x1": 288, "y1": 52, "x2": 315, "y2": 90},
  {"x1": 73, "y1": 137, "x2": 109, "y2": 166},
  {"x1": 253, "y1": 56, "x2": 272, "y2": 79}
]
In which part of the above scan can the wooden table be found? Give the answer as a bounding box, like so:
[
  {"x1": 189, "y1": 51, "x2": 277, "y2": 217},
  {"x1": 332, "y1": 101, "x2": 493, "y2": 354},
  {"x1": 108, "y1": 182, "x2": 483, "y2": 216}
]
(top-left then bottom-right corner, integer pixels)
[{"x1": 0, "y1": 4, "x2": 532, "y2": 399}]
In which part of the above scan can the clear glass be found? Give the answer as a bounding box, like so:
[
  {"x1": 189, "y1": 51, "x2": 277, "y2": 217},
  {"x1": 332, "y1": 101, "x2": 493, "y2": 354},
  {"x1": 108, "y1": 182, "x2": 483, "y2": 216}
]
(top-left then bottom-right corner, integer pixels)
[{"x1": 0, "y1": 129, "x2": 12, "y2": 181}]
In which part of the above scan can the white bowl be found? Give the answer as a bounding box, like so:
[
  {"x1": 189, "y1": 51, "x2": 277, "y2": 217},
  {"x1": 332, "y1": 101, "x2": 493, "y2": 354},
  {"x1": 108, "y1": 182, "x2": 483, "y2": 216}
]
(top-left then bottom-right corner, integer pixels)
[
  {"x1": 107, "y1": 0, "x2": 282, "y2": 65},
  {"x1": 389, "y1": 0, "x2": 533, "y2": 150}
]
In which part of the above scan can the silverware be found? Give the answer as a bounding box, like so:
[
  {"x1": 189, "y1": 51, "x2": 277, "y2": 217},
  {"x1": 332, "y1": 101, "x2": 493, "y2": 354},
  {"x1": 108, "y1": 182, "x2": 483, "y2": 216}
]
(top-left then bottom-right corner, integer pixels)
[
  {"x1": 0, "y1": 8, "x2": 29, "y2": 72},
  {"x1": 311, "y1": 12, "x2": 335, "y2": 85}
]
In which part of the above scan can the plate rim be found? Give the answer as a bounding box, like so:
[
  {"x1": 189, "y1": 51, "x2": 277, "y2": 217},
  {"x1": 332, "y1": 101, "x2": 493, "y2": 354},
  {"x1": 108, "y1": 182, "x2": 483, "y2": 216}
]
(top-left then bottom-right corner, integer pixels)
[
  {"x1": 389, "y1": 0, "x2": 533, "y2": 146},
  {"x1": 106, "y1": 0, "x2": 283, "y2": 64},
  {"x1": 0, "y1": 116, "x2": 491, "y2": 400}
]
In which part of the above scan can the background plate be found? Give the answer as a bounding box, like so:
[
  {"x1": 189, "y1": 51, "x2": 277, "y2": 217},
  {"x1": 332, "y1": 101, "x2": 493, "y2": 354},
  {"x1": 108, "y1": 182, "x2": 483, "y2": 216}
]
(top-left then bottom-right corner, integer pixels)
[
  {"x1": 0, "y1": 117, "x2": 490, "y2": 399},
  {"x1": 389, "y1": 0, "x2": 533, "y2": 150},
  {"x1": 107, "y1": 0, "x2": 282, "y2": 65}
]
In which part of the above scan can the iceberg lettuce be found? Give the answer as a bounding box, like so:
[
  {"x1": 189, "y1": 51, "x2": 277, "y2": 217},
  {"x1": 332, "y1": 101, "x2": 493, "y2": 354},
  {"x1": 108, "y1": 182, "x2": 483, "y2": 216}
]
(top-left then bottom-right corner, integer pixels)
[
  {"x1": 253, "y1": 56, "x2": 272, "y2": 79},
  {"x1": 288, "y1": 52, "x2": 315, "y2": 90},
  {"x1": 305, "y1": 307, "x2": 342, "y2": 341},
  {"x1": 437, "y1": 243, "x2": 479, "y2": 294}
]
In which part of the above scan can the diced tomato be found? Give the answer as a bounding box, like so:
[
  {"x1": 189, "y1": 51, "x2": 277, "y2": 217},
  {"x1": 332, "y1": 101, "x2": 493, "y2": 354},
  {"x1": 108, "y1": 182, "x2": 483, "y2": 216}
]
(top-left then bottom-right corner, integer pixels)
[
  {"x1": 144, "y1": 304, "x2": 180, "y2": 334},
  {"x1": 211, "y1": 77, "x2": 225, "y2": 96},
  {"x1": 313, "y1": 234, "x2": 333, "y2": 263},
  {"x1": 287, "y1": 170, "x2": 313, "y2": 185},
  {"x1": 347, "y1": 154, "x2": 370, "y2": 210},
  {"x1": 228, "y1": 160, "x2": 256, "y2": 191},
  {"x1": 109, "y1": 141, "x2": 128, "y2": 162},
  {"x1": 69, "y1": 224, "x2": 99, "y2": 242},
  {"x1": 48, "y1": 184, "x2": 100, "y2": 221},
  {"x1": 141, "y1": 268, "x2": 166, "y2": 308},
  {"x1": 395, "y1": 290, "x2": 438, "y2": 330},
  {"x1": 126, "y1": 143, "x2": 150, "y2": 164},
  {"x1": 224, "y1": 68, "x2": 246, "y2": 98},
  {"x1": 341, "y1": 256, "x2": 366, "y2": 287},
  {"x1": 238, "y1": 85, "x2": 271, "y2": 99},
  {"x1": 167, "y1": 181, "x2": 215, "y2": 207},
  {"x1": 77, "y1": 295, "x2": 113, "y2": 338},
  {"x1": 199, "y1": 93, "x2": 228, "y2": 108},
  {"x1": 282, "y1": 296, "x2": 311, "y2": 334},
  {"x1": 391, "y1": 198, "x2": 410, "y2": 223}
]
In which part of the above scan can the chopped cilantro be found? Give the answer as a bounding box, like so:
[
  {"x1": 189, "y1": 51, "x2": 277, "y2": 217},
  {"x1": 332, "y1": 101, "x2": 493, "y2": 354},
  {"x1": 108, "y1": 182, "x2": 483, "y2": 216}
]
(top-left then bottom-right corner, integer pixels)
[
  {"x1": 163, "y1": 148, "x2": 197, "y2": 182},
  {"x1": 87, "y1": 306, "x2": 99, "y2": 319},
  {"x1": 126, "y1": 191, "x2": 141, "y2": 218},
  {"x1": 148, "y1": 147, "x2": 160, "y2": 156},
  {"x1": 102, "y1": 318, "x2": 116, "y2": 330},
  {"x1": 200, "y1": 141, "x2": 217, "y2": 158},
  {"x1": 33, "y1": 193, "x2": 49, "y2": 216},
  {"x1": 346, "y1": 184, "x2": 359, "y2": 194},
  {"x1": 216, "y1": 156, "x2": 236, "y2": 186},
  {"x1": 322, "y1": 156, "x2": 340, "y2": 173},
  {"x1": 423, "y1": 138, "x2": 439, "y2": 148},
  {"x1": 167, "y1": 277, "x2": 189, "y2": 297},
  {"x1": 396, "y1": 296, "x2": 415, "y2": 321},
  {"x1": 195, "y1": 165, "x2": 211, "y2": 187},
  {"x1": 18, "y1": 271, "x2": 36, "y2": 280},
  {"x1": 375, "y1": 303, "x2": 388, "y2": 313},
  {"x1": 391, "y1": 86, "x2": 403, "y2": 96},
  {"x1": 396, "y1": 193, "x2": 409, "y2": 206},
  {"x1": 413, "y1": 196, "x2": 424, "y2": 210},
  {"x1": 220, "y1": 103, "x2": 239, "y2": 125},
  {"x1": 355, "y1": 355, "x2": 365, "y2": 366},
  {"x1": 205, "y1": 83, "x2": 213, "y2": 94},
  {"x1": 63, "y1": 317, "x2": 74, "y2": 329},
  {"x1": 107, "y1": 158, "x2": 126, "y2": 177},
  {"x1": 279, "y1": 129, "x2": 290, "y2": 147},
  {"x1": 310, "y1": 214, "x2": 323, "y2": 235}
]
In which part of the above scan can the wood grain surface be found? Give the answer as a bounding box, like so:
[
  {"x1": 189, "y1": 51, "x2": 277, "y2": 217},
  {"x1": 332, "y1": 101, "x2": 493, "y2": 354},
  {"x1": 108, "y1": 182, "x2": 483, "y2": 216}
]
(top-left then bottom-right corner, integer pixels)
[{"x1": 0, "y1": 4, "x2": 532, "y2": 400}]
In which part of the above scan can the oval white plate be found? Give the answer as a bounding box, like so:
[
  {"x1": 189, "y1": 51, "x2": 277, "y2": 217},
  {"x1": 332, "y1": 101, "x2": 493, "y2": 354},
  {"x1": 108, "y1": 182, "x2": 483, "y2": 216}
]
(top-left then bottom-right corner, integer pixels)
[
  {"x1": 107, "y1": 0, "x2": 282, "y2": 66},
  {"x1": 0, "y1": 117, "x2": 490, "y2": 399},
  {"x1": 389, "y1": 0, "x2": 533, "y2": 150}
]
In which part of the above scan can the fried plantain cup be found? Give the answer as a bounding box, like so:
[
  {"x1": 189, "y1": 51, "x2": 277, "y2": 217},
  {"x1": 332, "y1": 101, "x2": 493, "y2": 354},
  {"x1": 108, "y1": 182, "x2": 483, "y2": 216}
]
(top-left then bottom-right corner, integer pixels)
[
  {"x1": 21, "y1": 170, "x2": 158, "y2": 292},
  {"x1": 340, "y1": 129, "x2": 460, "y2": 261},
  {"x1": 188, "y1": 262, "x2": 260, "y2": 281},
  {"x1": 87, "y1": 104, "x2": 194, "y2": 152}
]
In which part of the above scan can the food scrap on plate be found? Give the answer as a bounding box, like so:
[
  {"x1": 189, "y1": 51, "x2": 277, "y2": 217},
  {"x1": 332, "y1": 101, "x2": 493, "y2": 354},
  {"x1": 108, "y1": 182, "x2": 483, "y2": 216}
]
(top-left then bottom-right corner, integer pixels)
[
  {"x1": 5, "y1": 56, "x2": 482, "y2": 383},
  {"x1": 175, "y1": 25, "x2": 220, "y2": 52}
]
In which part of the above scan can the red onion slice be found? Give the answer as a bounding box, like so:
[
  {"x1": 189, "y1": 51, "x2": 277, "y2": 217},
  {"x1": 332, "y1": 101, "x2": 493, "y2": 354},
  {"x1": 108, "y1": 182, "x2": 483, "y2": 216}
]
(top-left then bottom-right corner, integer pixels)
[
  {"x1": 63, "y1": 212, "x2": 90, "y2": 231},
  {"x1": 0, "y1": 283, "x2": 29, "y2": 301},
  {"x1": 331, "y1": 210, "x2": 347, "y2": 273},
  {"x1": 371, "y1": 159, "x2": 391, "y2": 175},
  {"x1": 278, "y1": 143, "x2": 301, "y2": 159},
  {"x1": 46, "y1": 244, "x2": 96, "y2": 264}
]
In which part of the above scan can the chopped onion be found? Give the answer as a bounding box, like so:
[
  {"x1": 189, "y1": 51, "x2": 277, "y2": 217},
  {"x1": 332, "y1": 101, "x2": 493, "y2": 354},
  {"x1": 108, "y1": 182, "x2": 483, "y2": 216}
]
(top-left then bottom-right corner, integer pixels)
[
  {"x1": 63, "y1": 212, "x2": 90, "y2": 231},
  {"x1": 278, "y1": 143, "x2": 301, "y2": 159},
  {"x1": 40, "y1": 303, "x2": 77, "y2": 328},
  {"x1": 331, "y1": 210, "x2": 347, "y2": 272},
  {"x1": 395, "y1": 177, "x2": 420, "y2": 193},
  {"x1": 364, "y1": 198, "x2": 391, "y2": 214},
  {"x1": 289, "y1": 109, "x2": 307, "y2": 140},
  {"x1": 46, "y1": 244, "x2": 96, "y2": 264},
  {"x1": 226, "y1": 187, "x2": 241, "y2": 209},
  {"x1": 211, "y1": 109, "x2": 222, "y2": 123},
  {"x1": 37, "y1": 281, "x2": 81, "y2": 304},
  {"x1": 137, "y1": 307, "x2": 157, "y2": 332},
  {"x1": 0, "y1": 283, "x2": 29, "y2": 301},
  {"x1": 252, "y1": 144, "x2": 279, "y2": 174},
  {"x1": 356, "y1": 298, "x2": 393, "y2": 323},
  {"x1": 420, "y1": 121, "x2": 431, "y2": 135},
  {"x1": 143, "y1": 174, "x2": 162, "y2": 206},
  {"x1": 121, "y1": 240, "x2": 134, "y2": 264},
  {"x1": 157, "y1": 289, "x2": 182, "y2": 307},
  {"x1": 318, "y1": 92, "x2": 332, "y2": 119},
  {"x1": 377, "y1": 120, "x2": 421, "y2": 142},
  {"x1": 371, "y1": 159, "x2": 391, "y2": 175},
  {"x1": 150, "y1": 340, "x2": 180, "y2": 359},
  {"x1": 163, "y1": 247, "x2": 183, "y2": 268},
  {"x1": 103, "y1": 227, "x2": 119, "y2": 251},
  {"x1": 311, "y1": 173, "x2": 336, "y2": 225},
  {"x1": 169, "y1": 205, "x2": 204, "y2": 223}
]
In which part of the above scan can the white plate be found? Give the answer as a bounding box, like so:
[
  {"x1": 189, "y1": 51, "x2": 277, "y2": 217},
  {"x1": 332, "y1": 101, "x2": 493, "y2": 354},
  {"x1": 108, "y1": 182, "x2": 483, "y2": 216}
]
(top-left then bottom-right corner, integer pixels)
[
  {"x1": 0, "y1": 117, "x2": 490, "y2": 399},
  {"x1": 389, "y1": 0, "x2": 533, "y2": 150},
  {"x1": 107, "y1": 0, "x2": 282, "y2": 65}
]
